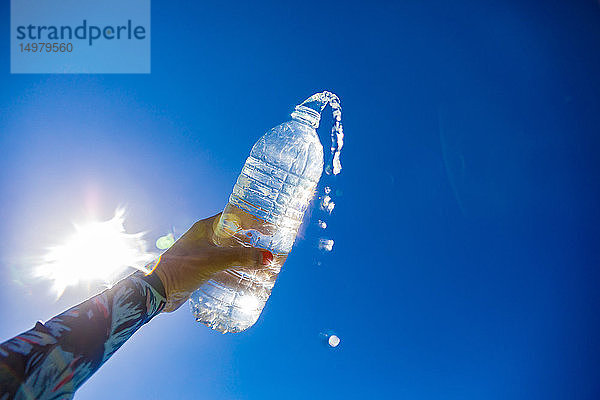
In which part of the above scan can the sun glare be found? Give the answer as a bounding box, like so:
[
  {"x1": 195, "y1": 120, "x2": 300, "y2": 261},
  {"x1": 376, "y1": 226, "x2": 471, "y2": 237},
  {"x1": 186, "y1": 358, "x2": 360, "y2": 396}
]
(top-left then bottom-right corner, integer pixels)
[{"x1": 35, "y1": 208, "x2": 155, "y2": 297}]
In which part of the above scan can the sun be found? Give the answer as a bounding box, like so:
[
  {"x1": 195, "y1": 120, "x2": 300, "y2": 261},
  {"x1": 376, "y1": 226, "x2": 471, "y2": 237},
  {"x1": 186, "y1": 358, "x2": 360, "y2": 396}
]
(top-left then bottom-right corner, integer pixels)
[{"x1": 35, "y1": 208, "x2": 156, "y2": 297}]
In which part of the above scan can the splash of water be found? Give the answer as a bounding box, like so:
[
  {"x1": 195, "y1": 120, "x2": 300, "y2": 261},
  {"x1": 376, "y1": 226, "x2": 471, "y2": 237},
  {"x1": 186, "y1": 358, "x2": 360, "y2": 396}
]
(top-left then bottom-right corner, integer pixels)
[
  {"x1": 305, "y1": 93, "x2": 344, "y2": 346},
  {"x1": 293, "y1": 91, "x2": 344, "y2": 176},
  {"x1": 318, "y1": 93, "x2": 344, "y2": 176},
  {"x1": 313, "y1": 94, "x2": 343, "y2": 257},
  {"x1": 319, "y1": 238, "x2": 334, "y2": 251},
  {"x1": 327, "y1": 97, "x2": 344, "y2": 176},
  {"x1": 319, "y1": 186, "x2": 336, "y2": 214}
]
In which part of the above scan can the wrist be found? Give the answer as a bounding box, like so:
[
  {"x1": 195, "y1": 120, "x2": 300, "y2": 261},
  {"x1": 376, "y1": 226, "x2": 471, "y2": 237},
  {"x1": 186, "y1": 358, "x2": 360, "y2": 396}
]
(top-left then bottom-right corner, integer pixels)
[{"x1": 137, "y1": 269, "x2": 167, "y2": 300}]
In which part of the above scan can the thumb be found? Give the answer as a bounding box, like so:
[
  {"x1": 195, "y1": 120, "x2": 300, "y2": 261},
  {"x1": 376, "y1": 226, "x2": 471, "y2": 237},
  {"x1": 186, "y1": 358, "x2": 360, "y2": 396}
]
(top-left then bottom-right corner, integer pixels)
[{"x1": 210, "y1": 246, "x2": 273, "y2": 272}]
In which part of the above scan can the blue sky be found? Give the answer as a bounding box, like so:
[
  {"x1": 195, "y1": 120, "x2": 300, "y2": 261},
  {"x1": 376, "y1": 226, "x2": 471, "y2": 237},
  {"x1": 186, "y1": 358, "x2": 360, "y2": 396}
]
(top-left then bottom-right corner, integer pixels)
[{"x1": 1, "y1": 1, "x2": 600, "y2": 399}]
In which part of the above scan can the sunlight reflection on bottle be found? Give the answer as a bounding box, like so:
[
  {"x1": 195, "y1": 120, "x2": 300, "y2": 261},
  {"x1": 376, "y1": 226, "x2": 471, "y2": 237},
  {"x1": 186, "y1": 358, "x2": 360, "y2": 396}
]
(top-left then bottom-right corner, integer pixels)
[
  {"x1": 312, "y1": 97, "x2": 343, "y2": 349},
  {"x1": 236, "y1": 293, "x2": 260, "y2": 313}
]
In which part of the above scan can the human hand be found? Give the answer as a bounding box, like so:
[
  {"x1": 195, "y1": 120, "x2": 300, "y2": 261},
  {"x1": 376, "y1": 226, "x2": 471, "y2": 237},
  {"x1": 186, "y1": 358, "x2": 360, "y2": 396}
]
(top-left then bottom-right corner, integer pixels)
[{"x1": 149, "y1": 213, "x2": 272, "y2": 312}]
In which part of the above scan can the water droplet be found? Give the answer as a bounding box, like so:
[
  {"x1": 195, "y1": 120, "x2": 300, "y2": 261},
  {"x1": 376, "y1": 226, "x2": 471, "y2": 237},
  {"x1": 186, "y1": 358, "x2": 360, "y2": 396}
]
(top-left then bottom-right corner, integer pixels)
[
  {"x1": 326, "y1": 202, "x2": 335, "y2": 213},
  {"x1": 320, "y1": 195, "x2": 335, "y2": 214},
  {"x1": 319, "y1": 238, "x2": 334, "y2": 251},
  {"x1": 328, "y1": 335, "x2": 340, "y2": 347}
]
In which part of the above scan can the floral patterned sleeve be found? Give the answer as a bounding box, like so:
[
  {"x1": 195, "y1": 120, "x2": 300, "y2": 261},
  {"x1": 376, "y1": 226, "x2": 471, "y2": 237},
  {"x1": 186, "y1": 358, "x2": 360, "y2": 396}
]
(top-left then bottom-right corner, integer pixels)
[{"x1": 0, "y1": 271, "x2": 167, "y2": 400}]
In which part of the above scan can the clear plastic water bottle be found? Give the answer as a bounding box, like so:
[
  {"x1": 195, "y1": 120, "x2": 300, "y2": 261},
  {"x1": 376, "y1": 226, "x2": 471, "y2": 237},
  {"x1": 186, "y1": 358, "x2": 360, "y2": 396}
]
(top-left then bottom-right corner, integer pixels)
[{"x1": 190, "y1": 91, "x2": 342, "y2": 333}]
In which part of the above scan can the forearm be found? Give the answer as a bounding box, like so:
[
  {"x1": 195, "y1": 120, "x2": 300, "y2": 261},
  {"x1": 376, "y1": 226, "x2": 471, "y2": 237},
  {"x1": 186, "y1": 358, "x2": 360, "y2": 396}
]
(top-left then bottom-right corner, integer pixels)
[{"x1": 0, "y1": 271, "x2": 166, "y2": 399}]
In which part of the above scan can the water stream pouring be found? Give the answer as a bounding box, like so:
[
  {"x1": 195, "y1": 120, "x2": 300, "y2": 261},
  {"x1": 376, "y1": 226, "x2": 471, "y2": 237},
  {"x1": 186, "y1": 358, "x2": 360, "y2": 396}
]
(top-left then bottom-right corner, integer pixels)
[{"x1": 189, "y1": 91, "x2": 344, "y2": 333}]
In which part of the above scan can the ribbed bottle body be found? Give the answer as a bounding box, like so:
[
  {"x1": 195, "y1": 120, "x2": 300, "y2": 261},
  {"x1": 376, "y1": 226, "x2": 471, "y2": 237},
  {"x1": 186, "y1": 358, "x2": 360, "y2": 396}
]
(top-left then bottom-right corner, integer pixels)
[{"x1": 190, "y1": 120, "x2": 323, "y2": 333}]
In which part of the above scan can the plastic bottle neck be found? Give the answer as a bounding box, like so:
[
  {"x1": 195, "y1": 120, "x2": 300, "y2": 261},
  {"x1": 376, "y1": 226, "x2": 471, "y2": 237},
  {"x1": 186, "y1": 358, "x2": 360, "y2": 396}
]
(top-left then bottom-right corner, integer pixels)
[
  {"x1": 291, "y1": 105, "x2": 322, "y2": 128},
  {"x1": 290, "y1": 92, "x2": 333, "y2": 129}
]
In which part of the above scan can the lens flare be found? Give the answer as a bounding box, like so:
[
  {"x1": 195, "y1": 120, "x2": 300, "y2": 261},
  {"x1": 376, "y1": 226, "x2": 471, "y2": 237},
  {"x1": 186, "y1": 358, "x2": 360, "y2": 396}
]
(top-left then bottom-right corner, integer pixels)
[
  {"x1": 35, "y1": 208, "x2": 155, "y2": 297},
  {"x1": 156, "y1": 233, "x2": 175, "y2": 250}
]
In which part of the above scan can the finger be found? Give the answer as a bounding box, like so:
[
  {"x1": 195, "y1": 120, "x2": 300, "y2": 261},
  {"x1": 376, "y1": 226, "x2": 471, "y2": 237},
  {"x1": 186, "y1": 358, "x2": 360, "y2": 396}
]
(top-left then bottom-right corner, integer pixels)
[
  {"x1": 210, "y1": 247, "x2": 273, "y2": 272},
  {"x1": 178, "y1": 212, "x2": 222, "y2": 242}
]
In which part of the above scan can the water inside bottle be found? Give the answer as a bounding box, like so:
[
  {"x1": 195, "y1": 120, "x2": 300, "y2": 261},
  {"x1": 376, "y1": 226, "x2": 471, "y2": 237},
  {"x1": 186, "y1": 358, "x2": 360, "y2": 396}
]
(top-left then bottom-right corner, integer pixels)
[{"x1": 190, "y1": 91, "x2": 344, "y2": 333}]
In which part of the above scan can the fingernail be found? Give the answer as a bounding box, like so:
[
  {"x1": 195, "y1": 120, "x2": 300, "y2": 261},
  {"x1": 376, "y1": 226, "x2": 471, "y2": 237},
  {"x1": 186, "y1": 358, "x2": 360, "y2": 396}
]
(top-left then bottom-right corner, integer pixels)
[{"x1": 261, "y1": 250, "x2": 273, "y2": 266}]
